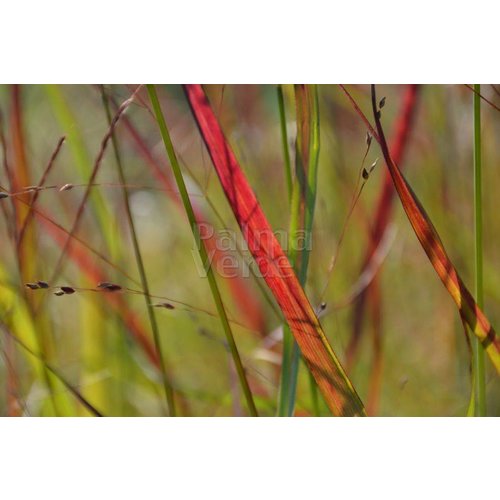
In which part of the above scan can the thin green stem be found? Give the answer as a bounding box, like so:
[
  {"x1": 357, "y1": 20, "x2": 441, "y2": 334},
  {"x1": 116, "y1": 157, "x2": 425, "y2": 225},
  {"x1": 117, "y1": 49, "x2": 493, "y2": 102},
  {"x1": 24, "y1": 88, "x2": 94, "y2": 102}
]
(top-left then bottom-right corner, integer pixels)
[
  {"x1": 101, "y1": 88, "x2": 176, "y2": 416},
  {"x1": 277, "y1": 85, "x2": 293, "y2": 203},
  {"x1": 473, "y1": 83, "x2": 486, "y2": 416},
  {"x1": 147, "y1": 85, "x2": 258, "y2": 417}
]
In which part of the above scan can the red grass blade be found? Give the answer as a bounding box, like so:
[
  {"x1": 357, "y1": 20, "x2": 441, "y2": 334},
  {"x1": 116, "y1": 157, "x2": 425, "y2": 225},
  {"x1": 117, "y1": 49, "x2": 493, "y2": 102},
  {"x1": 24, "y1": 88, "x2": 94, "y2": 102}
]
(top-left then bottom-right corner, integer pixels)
[
  {"x1": 184, "y1": 84, "x2": 365, "y2": 416},
  {"x1": 346, "y1": 85, "x2": 419, "y2": 368},
  {"x1": 346, "y1": 85, "x2": 500, "y2": 374}
]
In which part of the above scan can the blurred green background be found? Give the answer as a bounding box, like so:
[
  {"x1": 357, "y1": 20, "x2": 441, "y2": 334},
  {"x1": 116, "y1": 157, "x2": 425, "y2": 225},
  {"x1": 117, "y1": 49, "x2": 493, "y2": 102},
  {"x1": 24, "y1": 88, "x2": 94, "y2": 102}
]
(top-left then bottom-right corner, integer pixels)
[{"x1": 0, "y1": 84, "x2": 498, "y2": 416}]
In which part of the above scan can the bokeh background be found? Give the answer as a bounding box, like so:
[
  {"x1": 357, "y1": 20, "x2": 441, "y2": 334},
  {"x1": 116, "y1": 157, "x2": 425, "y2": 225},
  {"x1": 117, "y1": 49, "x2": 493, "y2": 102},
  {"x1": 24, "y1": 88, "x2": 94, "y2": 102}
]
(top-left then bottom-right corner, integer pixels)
[{"x1": 0, "y1": 84, "x2": 498, "y2": 416}]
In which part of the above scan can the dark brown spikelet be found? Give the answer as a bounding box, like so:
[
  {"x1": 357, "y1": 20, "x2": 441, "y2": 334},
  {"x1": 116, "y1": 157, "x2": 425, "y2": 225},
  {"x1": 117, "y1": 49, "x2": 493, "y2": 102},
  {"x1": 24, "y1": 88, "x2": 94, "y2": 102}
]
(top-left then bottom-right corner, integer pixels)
[
  {"x1": 59, "y1": 183, "x2": 74, "y2": 192},
  {"x1": 154, "y1": 302, "x2": 175, "y2": 310},
  {"x1": 36, "y1": 281, "x2": 49, "y2": 289},
  {"x1": 0, "y1": 192, "x2": 9, "y2": 200},
  {"x1": 97, "y1": 282, "x2": 122, "y2": 292},
  {"x1": 60, "y1": 286, "x2": 75, "y2": 295},
  {"x1": 25, "y1": 283, "x2": 40, "y2": 290},
  {"x1": 54, "y1": 290, "x2": 65, "y2": 296},
  {"x1": 362, "y1": 168, "x2": 369, "y2": 180},
  {"x1": 379, "y1": 96, "x2": 386, "y2": 109}
]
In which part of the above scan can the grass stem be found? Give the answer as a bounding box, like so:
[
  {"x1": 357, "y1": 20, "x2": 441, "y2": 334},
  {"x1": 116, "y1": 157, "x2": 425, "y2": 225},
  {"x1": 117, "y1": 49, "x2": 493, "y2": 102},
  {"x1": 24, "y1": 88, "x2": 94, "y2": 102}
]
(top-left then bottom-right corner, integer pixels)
[
  {"x1": 277, "y1": 85, "x2": 293, "y2": 203},
  {"x1": 473, "y1": 83, "x2": 486, "y2": 416},
  {"x1": 147, "y1": 85, "x2": 258, "y2": 417},
  {"x1": 101, "y1": 88, "x2": 176, "y2": 416}
]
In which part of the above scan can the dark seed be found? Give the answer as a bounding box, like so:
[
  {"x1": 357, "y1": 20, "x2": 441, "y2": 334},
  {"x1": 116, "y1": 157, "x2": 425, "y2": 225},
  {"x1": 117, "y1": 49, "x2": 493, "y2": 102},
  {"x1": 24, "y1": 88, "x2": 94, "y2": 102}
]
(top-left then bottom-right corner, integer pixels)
[
  {"x1": 379, "y1": 97, "x2": 386, "y2": 109},
  {"x1": 37, "y1": 281, "x2": 49, "y2": 289},
  {"x1": 60, "y1": 286, "x2": 75, "y2": 294},
  {"x1": 154, "y1": 302, "x2": 175, "y2": 310},
  {"x1": 320, "y1": 301, "x2": 327, "y2": 311},
  {"x1": 0, "y1": 192, "x2": 9, "y2": 200},
  {"x1": 54, "y1": 290, "x2": 65, "y2": 296},
  {"x1": 97, "y1": 281, "x2": 112, "y2": 288},
  {"x1": 25, "y1": 283, "x2": 40, "y2": 290},
  {"x1": 97, "y1": 282, "x2": 121, "y2": 292},
  {"x1": 362, "y1": 168, "x2": 369, "y2": 180}
]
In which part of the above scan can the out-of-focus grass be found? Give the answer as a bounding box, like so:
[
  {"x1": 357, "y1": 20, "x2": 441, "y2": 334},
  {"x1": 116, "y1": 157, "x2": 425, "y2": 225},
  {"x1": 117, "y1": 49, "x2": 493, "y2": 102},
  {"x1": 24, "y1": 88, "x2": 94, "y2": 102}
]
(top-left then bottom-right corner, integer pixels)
[{"x1": 0, "y1": 84, "x2": 498, "y2": 416}]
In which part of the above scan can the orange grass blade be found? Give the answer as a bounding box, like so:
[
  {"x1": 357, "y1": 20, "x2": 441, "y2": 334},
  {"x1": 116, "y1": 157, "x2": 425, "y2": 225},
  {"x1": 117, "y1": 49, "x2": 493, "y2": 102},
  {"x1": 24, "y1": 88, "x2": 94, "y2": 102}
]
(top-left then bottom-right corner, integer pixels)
[
  {"x1": 346, "y1": 85, "x2": 419, "y2": 368},
  {"x1": 346, "y1": 85, "x2": 500, "y2": 374},
  {"x1": 184, "y1": 84, "x2": 365, "y2": 416}
]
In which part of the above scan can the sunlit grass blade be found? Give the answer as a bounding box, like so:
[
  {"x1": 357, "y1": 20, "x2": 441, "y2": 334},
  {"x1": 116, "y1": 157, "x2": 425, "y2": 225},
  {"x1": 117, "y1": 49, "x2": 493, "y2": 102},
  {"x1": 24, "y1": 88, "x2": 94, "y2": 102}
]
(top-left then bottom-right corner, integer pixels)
[
  {"x1": 147, "y1": 85, "x2": 258, "y2": 417},
  {"x1": 184, "y1": 84, "x2": 365, "y2": 416},
  {"x1": 344, "y1": 84, "x2": 500, "y2": 374}
]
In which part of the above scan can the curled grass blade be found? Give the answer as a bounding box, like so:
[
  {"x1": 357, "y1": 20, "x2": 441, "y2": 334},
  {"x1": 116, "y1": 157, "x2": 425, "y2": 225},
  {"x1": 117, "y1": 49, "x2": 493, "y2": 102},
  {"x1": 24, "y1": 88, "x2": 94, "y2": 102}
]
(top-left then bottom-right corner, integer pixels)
[{"x1": 184, "y1": 84, "x2": 365, "y2": 416}]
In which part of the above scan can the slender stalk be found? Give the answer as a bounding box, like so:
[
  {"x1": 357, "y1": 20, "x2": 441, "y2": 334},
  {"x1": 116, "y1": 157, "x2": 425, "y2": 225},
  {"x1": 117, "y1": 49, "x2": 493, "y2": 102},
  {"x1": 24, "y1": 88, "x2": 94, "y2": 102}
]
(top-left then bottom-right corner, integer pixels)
[
  {"x1": 278, "y1": 85, "x2": 320, "y2": 416},
  {"x1": 277, "y1": 85, "x2": 293, "y2": 203},
  {"x1": 473, "y1": 83, "x2": 486, "y2": 416},
  {"x1": 147, "y1": 85, "x2": 258, "y2": 416},
  {"x1": 101, "y1": 88, "x2": 176, "y2": 416}
]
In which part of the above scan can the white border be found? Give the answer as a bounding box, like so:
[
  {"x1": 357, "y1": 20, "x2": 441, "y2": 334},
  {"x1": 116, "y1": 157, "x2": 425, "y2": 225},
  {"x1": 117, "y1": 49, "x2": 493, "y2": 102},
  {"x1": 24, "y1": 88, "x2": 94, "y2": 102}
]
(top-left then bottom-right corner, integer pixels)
[
  {"x1": 1, "y1": 1, "x2": 499, "y2": 82},
  {"x1": 1, "y1": 418, "x2": 498, "y2": 499}
]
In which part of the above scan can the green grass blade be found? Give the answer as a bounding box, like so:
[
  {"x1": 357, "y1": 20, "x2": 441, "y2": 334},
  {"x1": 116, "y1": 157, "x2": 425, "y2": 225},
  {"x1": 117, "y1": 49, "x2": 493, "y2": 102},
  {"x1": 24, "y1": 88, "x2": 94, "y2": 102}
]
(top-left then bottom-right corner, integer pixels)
[
  {"x1": 473, "y1": 83, "x2": 486, "y2": 416},
  {"x1": 277, "y1": 85, "x2": 293, "y2": 203},
  {"x1": 278, "y1": 85, "x2": 320, "y2": 416},
  {"x1": 147, "y1": 85, "x2": 258, "y2": 417},
  {"x1": 101, "y1": 88, "x2": 176, "y2": 416}
]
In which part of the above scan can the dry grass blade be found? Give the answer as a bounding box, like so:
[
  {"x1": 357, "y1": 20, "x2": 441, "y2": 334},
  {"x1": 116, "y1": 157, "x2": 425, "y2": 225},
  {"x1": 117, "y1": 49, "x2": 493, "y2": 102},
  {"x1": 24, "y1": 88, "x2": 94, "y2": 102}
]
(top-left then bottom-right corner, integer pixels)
[
  {"x1": 344, "y1": 85, "x2": 500, "y2": 374},
  {"x1": 184, "y1": 84, "x2": 365, "y2": 416}
]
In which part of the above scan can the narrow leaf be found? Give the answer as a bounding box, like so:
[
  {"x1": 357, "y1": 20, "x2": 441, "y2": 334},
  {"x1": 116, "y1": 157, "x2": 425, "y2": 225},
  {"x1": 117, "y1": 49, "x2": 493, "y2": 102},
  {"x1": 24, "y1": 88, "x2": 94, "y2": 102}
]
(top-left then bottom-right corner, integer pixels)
[
  {"x1": 184, "y1": 84, "x2": 365, "y2": 416},
  {"x1": 346, "y1": 85, "x2": 500, "y2": 373}
]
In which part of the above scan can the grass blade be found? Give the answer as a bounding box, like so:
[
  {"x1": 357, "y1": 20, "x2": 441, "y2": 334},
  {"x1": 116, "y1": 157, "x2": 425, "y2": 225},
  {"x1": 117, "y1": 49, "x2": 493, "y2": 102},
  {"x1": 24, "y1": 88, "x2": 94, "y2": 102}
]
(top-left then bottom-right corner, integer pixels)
[
  {"x1": 113, "y1": 97, "x2": 267, "y2": 334},
  {"x1": 147, "y1": 85, "x2": 258, "y2": 417},
  {"x1": 276, "y1": 85, "x2": 293, "y2": 203},
  {"x1": 184, "y1": 84, "x2": 365, "y2": 416},
  {"x1": 101, "y1": 87, "x2": 176, "y2": 416},
  {"x1": 345, "y1": 85, "x2": 419, "y2": 377},
  {"x1": 345, "y1": 85, "x2": 500, "y2": 374},
  {"x1": 473, "y1": 83, "x2": 486, "y2": 415},
  {"x1": 278, "y1": 85, "x2": 320, "y2": 416}
]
